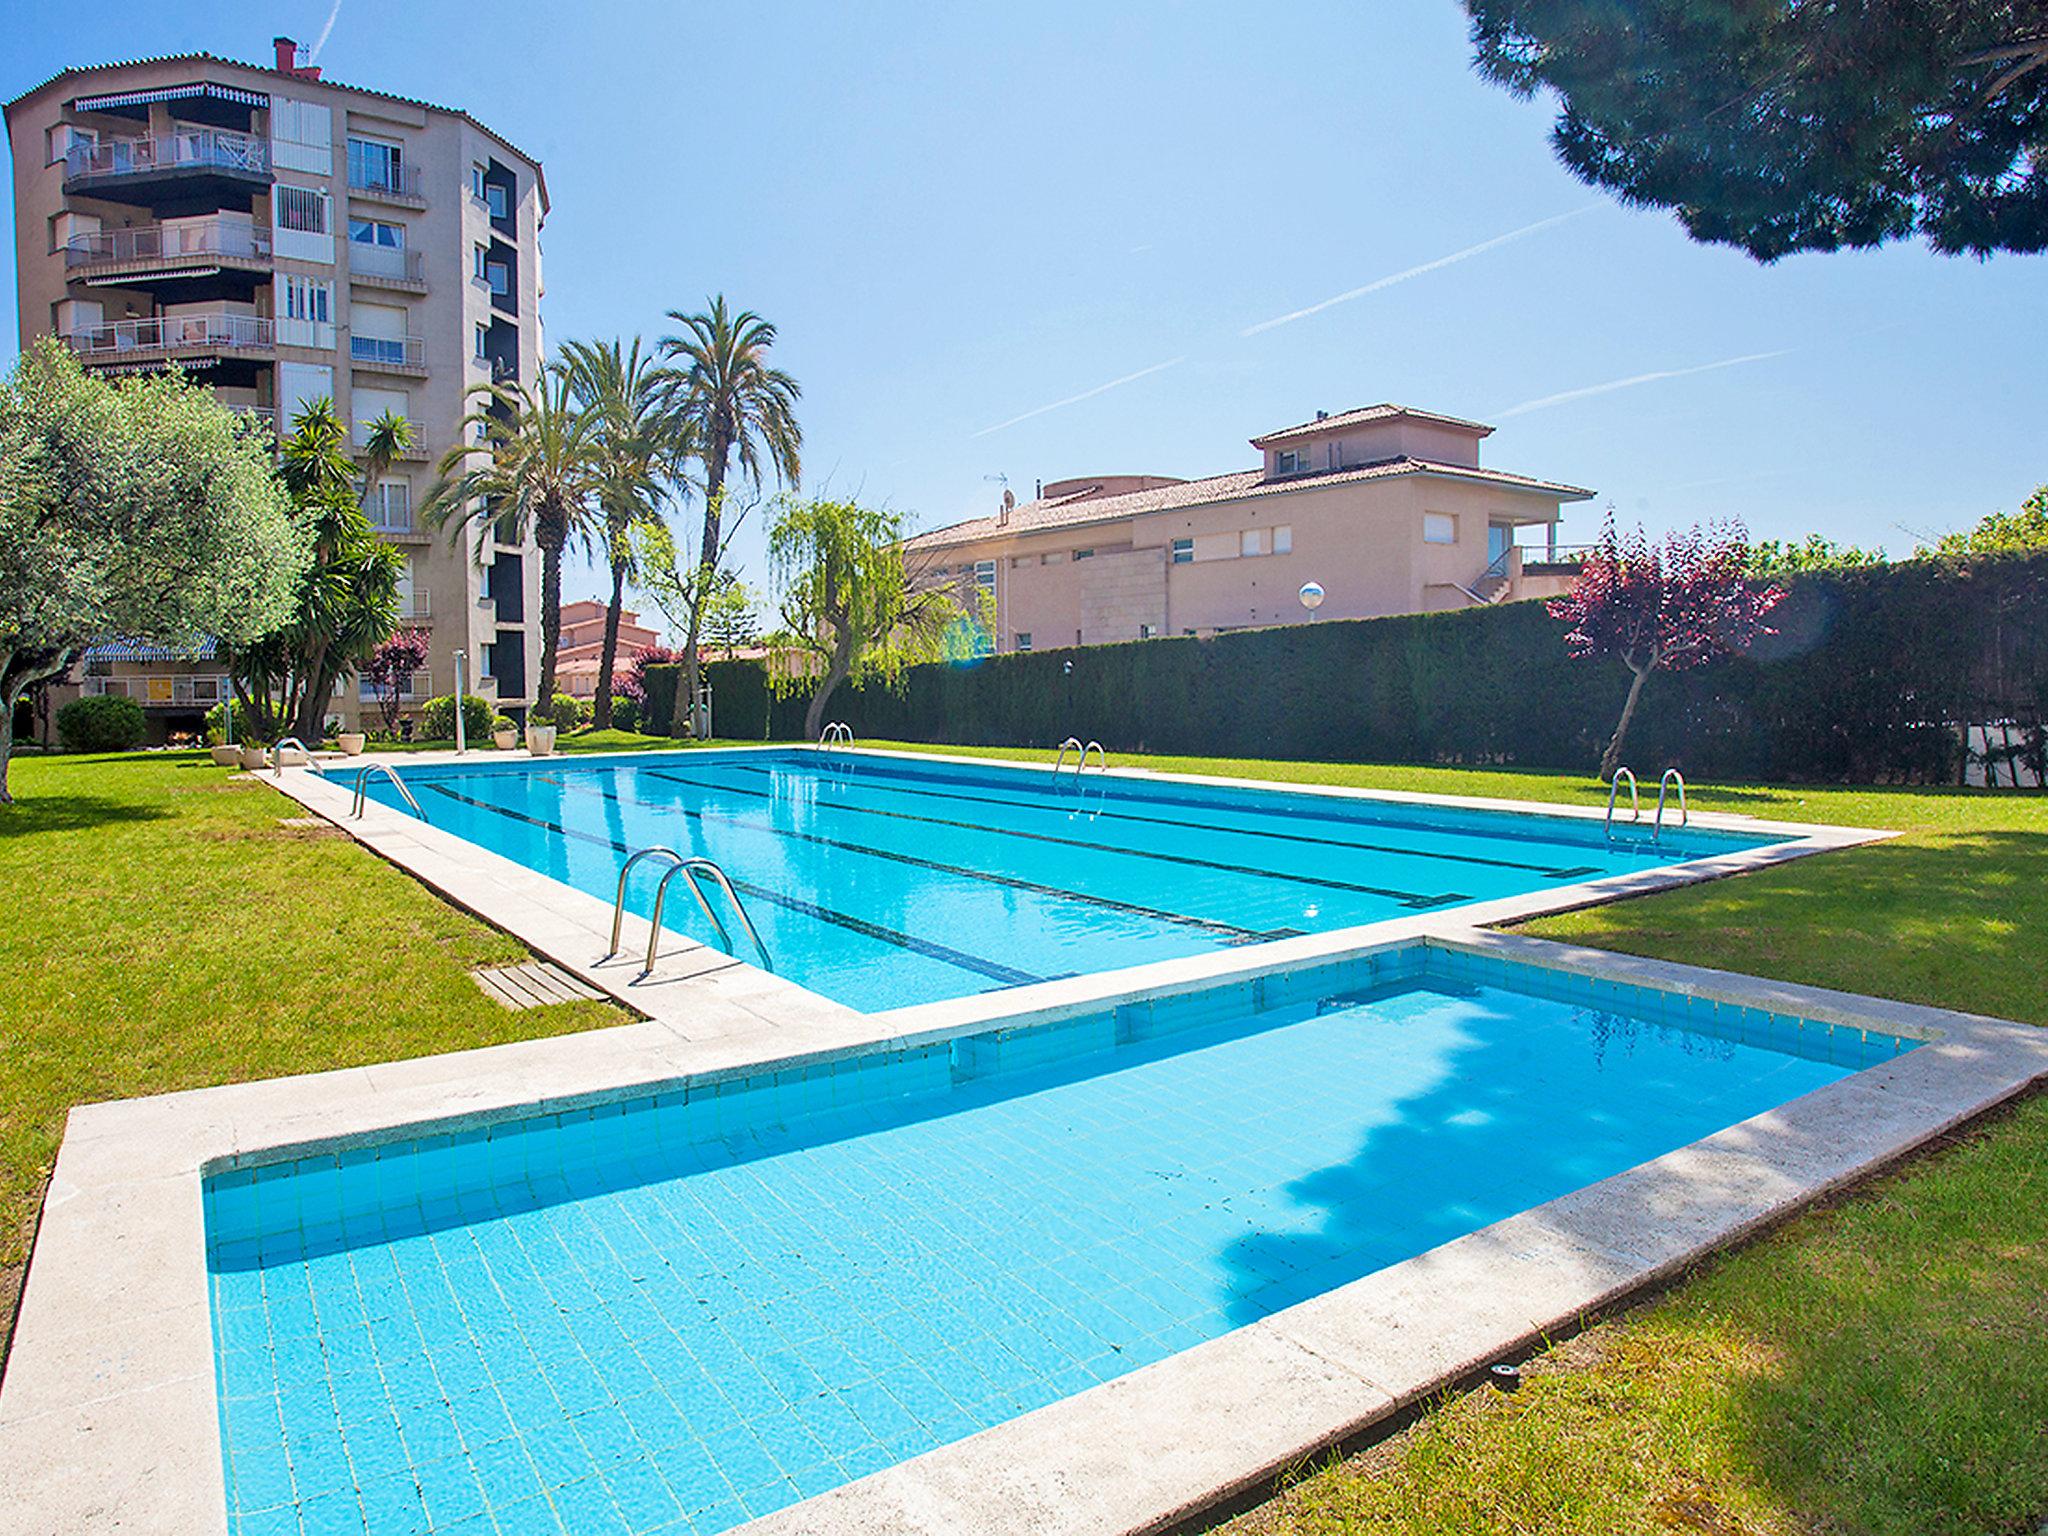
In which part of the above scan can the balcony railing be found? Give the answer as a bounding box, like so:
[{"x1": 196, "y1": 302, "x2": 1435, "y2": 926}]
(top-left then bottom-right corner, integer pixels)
[
  {"x1": 63, "y1": 312, "x2": 275, "y2": 361},
  {"x1": 397, "y1": 590, "x2": 432, "y2": 620},
  {"x1": 359, "y1": 671, "x2": 432, "y2": 703},
  {"x1": 350, "y1": 334, "x2": 426, "y2": 370},
  {"x1": 82, "y1": 673, "x2": 232, "y2": 706},
  {"x1": 347, "y1": 163, "x2": 425, "y2": 201},
  {"x1": 64, "y1": 219, "x2": 272, "y2": 270},
  {"x1": 346, "y1": 241, "x2": 425, "y2": 284},
  {"x1": 366, "y1": 500, "x2": 416, "y2": 534},
  {"x1": 65, "y1": 130, "x2": 269, "y2": 186}
]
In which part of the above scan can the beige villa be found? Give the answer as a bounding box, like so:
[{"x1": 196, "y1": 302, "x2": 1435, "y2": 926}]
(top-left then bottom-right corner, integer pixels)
[{"x1": 906, "y1": 404, "x2": 1594, "y2": 651}]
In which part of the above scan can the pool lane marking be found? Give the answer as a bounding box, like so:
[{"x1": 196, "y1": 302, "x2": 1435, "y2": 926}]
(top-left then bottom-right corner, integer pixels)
[
  {"x1": 825, "y1": 757, "x2": 1622, "y2": 874},
  {"x1": 418, "y1": 783, "x2": 1047, "y2": 987},
  {"x1": 702, "y1": 759, "x2": 1597, "y2": 882},
  {"x1": 539, "y1": 773, "x2": 1295, "y2": 947},
  {"x1": 638, "y1": 769, "x2": 1467, "y2": 910}
]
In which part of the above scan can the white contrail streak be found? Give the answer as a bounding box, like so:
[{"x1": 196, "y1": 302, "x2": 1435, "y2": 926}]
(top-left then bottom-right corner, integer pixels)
[
  {"x1": 1240, "y1": 206, "x2": 1598, "y2": 337},
  {"x1": 310, "y1": 0, "x2": 345, "y2": 63},
  {"x1": 969, "y1": 357, "x2": 1185, "y2": 439},
  {"x1": 1494, "y1": 349, "x2": 1794, "y2": 419}
]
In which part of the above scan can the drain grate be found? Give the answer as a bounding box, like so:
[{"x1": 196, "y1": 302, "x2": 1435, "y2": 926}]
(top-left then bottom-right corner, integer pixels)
[{"x1": 470, "y1": 961, "x2": 604, "y2": 1010}]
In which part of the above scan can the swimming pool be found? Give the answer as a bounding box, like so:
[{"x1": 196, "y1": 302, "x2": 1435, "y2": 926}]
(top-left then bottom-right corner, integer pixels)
[
  {"x1": 348, "y1": 749, "x2": 1783, "y2": 1010},
  {"x1": 205, "y1": 942, "x2": 1913, "y2": 1536}
]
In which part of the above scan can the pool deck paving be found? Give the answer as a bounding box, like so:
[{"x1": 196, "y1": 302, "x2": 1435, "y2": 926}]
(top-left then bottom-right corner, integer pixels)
[{"x1": 5, "y1": 748, "x2": 2036, "y2": 1536}]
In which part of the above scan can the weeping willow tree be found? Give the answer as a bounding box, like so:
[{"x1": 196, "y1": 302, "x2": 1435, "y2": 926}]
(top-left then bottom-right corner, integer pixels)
[{"x1": 765, "y1": 495, "x2": 975, "y2": 741}]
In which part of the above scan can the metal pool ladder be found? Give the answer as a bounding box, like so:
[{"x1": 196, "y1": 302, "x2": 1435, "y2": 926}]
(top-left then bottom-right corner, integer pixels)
[
  {"x1": 1653, "y1": 768, "x2": 1688, "y2": 839},
  {"x1": 348, "y1": 763, "x2": 428, "y2": 821},
  {"x1": 270, "y1": 736, "x2": 310, "y2": 777},
  {"x1": 1053, "y1": 737, "x2": 1107, "y2": 777},
  {"x1": 609, "y1": 846, "x2": 773, "y2": 977},
  {"x1": 816, "y1": 721, "x2": 854, "y2": 751},
  {"x1": 1605, "y1": 766, "x2": 1640, "y2": 835}
]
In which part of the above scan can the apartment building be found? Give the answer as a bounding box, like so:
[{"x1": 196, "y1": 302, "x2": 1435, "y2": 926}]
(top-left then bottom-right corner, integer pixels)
[
  {"x1": 556, "y1": 599, "x2": 662, "y2": 703},
  {"x1": 906, "y1": 404, "x2": 1595, "y2": 652},
  {"x1": 5, "y1": 36, "x2": 548, "y2": 738}
]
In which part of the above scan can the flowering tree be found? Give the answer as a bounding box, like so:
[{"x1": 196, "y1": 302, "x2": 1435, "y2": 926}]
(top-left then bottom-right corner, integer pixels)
[
  {"x1": 362, "y1": 628, "x2": 432, "y2": 736},
  {"x1": 617, "y1": 644, "x2": 686, "y2": 708},
  {"x1": 1548, "y1": 517, "x2": 1786, "y2": 779}
]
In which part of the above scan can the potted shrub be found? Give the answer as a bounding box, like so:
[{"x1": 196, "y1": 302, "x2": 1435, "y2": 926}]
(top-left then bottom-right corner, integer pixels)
[
  {"x1": 336, "y1": 731, "x2": 367, "y2": 755},
  {"x1": 525, "y1": 719, "x2": 558, "y2": 756},
  {"x1": 238, "y1": 744, "x2": 269, "y2": 770},
  {"x1": 209, "y1": 743, "x2": 243, "y2": 767},
  {"x1": 492, "y1": 714, "x2": 518, "y2": 751}
]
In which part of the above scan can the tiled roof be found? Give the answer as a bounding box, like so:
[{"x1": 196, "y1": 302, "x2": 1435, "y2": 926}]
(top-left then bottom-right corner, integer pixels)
[
  {"x1": 4, "y1": 54, "x2": 547, "y2": 209},
  {"x1": 905, "y1": 456, "x2": 1595, "y2": 552},
  {"x1": 1250, "y1": 403, "x2": 1493, "y2": 447},
  {"x1": 80, "y1": 636, "x2": 221, "y2": 663}
]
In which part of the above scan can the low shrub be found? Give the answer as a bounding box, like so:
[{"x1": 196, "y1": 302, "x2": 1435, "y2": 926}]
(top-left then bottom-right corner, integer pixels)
[
  {"x1": 610, "y1": 695, "x2": 641, "y2": 733},
  {"x1": 57, "y1": 694, "x2": 147, "y2": 752},
  {"x1": 420, "y1": 693, "x2": 495, "y2": 741}
]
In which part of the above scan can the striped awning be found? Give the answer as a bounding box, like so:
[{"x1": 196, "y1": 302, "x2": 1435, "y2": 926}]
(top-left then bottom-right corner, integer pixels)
[
  {"x1": 82, "y1": 636, "x2": 221, "y2": 663},
  {"x1": 73, "y1": 81, "x2": 269, "y2": 113},
  {"x1": 85, "y1": 267, "x2": 222, "y2": 286}
]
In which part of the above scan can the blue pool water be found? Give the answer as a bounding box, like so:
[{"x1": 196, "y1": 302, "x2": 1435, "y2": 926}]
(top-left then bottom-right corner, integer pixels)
[
  {"x1": 350, "y1": 750, "x2": 1782, "y2": 1010},
  {"x1": 206, "y1": 945, "x2": 1911, "y2": 1536}
]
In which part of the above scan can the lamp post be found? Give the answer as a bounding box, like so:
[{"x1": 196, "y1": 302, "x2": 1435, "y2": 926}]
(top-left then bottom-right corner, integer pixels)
[
  {"x1": 452, "y1": 649, "x2": 467, "y2": 755},
  {"x1": 1299, "y1": 581, "x2": 1326, "y2": 622}
]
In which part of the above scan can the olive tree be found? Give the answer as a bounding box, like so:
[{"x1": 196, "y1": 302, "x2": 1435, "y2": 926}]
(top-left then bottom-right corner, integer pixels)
[{"x1": 0, "y1": 341, "x2": 307, "y2": 803}]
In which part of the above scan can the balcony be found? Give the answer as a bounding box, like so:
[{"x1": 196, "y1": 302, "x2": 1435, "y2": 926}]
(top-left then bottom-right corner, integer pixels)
[
  {"x1": 346, "y1": 240, "x2": 427, "y2": 294},
  {"x1": 396, "y1": 590, "x2": 433, "y2": 621},
  {"x1": 63, "y1": 220, "x2": 272, "y2": 297},
  {"x1": 63, "y1": 312, "x2": 274, "y2": 373},
  {"x1": 347, "y1": 162, "x2": 427, "y2": 209},
  {"x1": 64, "y1": 130, "x2": 271, "y2": 212},
  {"x1": 355, "y1": 422, "x2": 431, "y2": 466},
  {"x1": 81, "y1": 673, "x2": 232, "y2": 707},
  {"x1": 359, "y1": 671, "x2": 433, "y2": 704},
  {"x1": 350, "y1": 333, "x2": 427, "y2": 376}
]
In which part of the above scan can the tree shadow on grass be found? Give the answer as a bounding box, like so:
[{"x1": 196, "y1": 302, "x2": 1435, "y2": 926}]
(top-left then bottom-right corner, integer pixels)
[{"x1": 0, "y1": 794, "x2": 169, "y2": 840}]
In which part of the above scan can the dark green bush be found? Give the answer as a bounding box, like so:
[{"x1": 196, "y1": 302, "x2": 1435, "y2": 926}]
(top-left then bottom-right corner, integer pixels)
[
  {"x1": 640, "y1": 661, "x2": 775, "y2": 740},
  {"x1": 420, "y1": 693, "x2": 495, "y2": 741},
  {"x1": 57, "y1": 693, "x2": 147, "y2": 752},
  {"x1": 610, "y1": 695, "x2": 640, "y2": 733}
]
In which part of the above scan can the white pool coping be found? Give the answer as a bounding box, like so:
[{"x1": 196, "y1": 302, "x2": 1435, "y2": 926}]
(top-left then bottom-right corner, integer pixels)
[{"x1": 14, "y1": 749, "x2": 2024, "y2": 1536}]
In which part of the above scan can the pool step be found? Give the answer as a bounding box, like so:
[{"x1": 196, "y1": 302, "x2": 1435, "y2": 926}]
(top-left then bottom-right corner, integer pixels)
[{"x1": 470, "y1": 960, "x2": 604, "y2": 1010}]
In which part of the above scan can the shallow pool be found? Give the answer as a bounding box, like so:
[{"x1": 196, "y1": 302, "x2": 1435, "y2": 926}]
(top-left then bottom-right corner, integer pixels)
[
  {"x1": 206, "y1": 944, "x2": 1909, "y2": 1535},
  {"x1": 350, "y1": 749, "x2": 1781, "y2": 1010}
]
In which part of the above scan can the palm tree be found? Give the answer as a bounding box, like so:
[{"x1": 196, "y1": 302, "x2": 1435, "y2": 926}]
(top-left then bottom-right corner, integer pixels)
[
  {"x1": 658, "y1": 296, "x2": 801, "y2": 735},
  {"x1": 423, "y1": 368, "x2": 598, "y2": 711},
  {"x1": 560, "y1": 337, "x2": 681, "y2": 729},
  {"x1": 356, "y1": 408, "x2": 415, "y2": 498}
]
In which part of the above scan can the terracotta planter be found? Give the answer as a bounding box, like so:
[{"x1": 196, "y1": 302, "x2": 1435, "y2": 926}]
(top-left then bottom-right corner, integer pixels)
[
  {"x1": 238, "y1": 746, "x2": 268, "y2": 770},
  {"x1": 209, "y1": 745, "x2": 242, "y2": 767},
  {"x1": 525, "y1": 724, "x2": 558, "y2": 757},
  {"x1": 337, "y1": 733, "x2": 367, "y2": 756},
  {"x1": 493, "y1": 727, "x2": 518, "y2": 751}
]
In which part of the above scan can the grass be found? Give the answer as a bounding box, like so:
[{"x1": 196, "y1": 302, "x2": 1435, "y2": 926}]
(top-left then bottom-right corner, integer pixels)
[
  {"x1": 865, "y1": 741, "x2": 2048, "y2": 1536},
  {"x1": 4, "y1": 739, "x2": 2043, "y2": 1533},
  {"x1": 0, "y1": 751, "x2": 632, "y2": 1347}
]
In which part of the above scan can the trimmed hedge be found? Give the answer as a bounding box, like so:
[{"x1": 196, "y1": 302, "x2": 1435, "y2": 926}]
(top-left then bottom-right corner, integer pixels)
[
  {"x1": 641, "y1": 659, "x2": 777, "y2": 740},
  {"x1": 648, "y1": 553, "x2": 2048, "y2": 781},
  {"x1": 56, "y1": 693, "x2": 147, "y2": 752}
]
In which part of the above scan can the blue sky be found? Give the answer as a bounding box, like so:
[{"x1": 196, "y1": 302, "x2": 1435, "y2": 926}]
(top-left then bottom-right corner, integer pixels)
[{"x1": 6, "y1": 0, "x2": 2045, "y2": 617}]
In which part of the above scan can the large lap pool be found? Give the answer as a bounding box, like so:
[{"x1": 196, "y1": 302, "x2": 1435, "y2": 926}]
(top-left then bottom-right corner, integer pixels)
[
  {"x1": 348, "y1": 749, "x2": 1782, "y2": 1010},
  {"x1": 206, "y1": 944, "x2": 1913, "y2": 1536}
]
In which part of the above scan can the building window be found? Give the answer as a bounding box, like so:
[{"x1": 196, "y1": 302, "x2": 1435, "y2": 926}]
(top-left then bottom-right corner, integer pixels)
[
  {"x1": 346, "y1": 136, "x2": 403, "y2": 192},
  {"x1": 1170, "y1": 538, "x2": 1194, "y2": 565},
  {"x1": 1274, "y1": 524, "x2": 1293, "y2": 554},
  {"x1": 1073, "y1": 547, "x2": 1095, "y2": 560},
  {"x1": 276, "y1": 185, "x2": 329, "y2": 234},
  {"x1": 471, "y1": 162, "x2": 488, "y2": 200},
  {"x1": 1015, "y1": 633, "x2": 1032, "y2": 651},
  {"x1": 486, "y1": 182, "x2": 510, "y2": 220},
  {"x1": 1241, "y1": 528, "x2": 1266, "y2": 557},
  {"x1": 473, "y1": 244, "x2": 489, "y2": 282},
  {"x1": 350, "y1": 218, "x2": 404, "y2": 250},
  {"x1": 1424, "y1": 512, "x2": 1457, "y2": 545},
  {"x1": 281, "y1": 274, "x2": 332, "y2": 323},
  {"x1": 1275, "y1": 448, "x2": 1310, "y2": 475},
  {"x1": 366, "y1": 479, "x2": 412, "y2": 532},
  {"x1": 1139, "y1": 624, "x2": 1157, "y2": 640},
  {"x1": 474, "y1": 323, "x2": 490, "y2": 360},
  {"x1": 973, "y1": 560, "x2": 996, "y2": 592},
  {"x1": 485, "y1": 260, "x2": 510, "y2": 297}
]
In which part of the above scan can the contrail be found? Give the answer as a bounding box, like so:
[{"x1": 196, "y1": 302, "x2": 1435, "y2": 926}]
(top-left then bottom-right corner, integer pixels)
[
  {"x1": 310, "y1": 0, "x2": 345, "y2": 63},
  {"x1": 1494, "y1": 348, "x2": 1793, "y2": 419},
  {"x1": 970, "y1": 357, "x2": 1185, "y2": 439},
  {"x1": 1240, "y1": 206, "x2": 1598, "y2": 337}
]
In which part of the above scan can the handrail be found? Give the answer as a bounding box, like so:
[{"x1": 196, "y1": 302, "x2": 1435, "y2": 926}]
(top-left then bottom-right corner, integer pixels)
[
  {"x1": 1654, "y1": 768, "x2": 1688, "y2": 837},
  {"x1": 607, "y1": 847, "x2": 687, "y2": 958},
  {"x1": 1080, "y1": 740, "x2": 1107, "y2": 773},
  {"x1": 816, "y1": 721, "x2": 853, "y2": 751},
  {"x1": 1052, "y1": 736, "x2": 1084, "y2": 775},
  {"x1": 271, "y1": 737, "x2": 310, "y2": 778},
  {"x1": 348, "y1": 763, "x2": 427, "y2": 821},
  {"x1": 1605, "y1": 767, "x2": 1640, "y2": 832},
  {"x1": 652, "y1": 859, "x2": 774, "y2": 974}
]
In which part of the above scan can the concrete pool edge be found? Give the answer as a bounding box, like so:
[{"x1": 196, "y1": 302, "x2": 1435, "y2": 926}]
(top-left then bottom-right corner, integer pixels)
[{"x1": 0, "y1": 926, "x2": 2041, "y2": 1536}]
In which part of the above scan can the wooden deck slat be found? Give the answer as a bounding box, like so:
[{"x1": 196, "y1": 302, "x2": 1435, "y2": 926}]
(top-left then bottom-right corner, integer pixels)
[{"x1": 470, "y1": 961, "x2": 603, "y2": 1010}]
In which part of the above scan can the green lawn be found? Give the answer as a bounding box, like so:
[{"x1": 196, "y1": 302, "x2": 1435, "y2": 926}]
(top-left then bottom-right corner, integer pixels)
[
  {"x1": 866, "y1": 741, "x2": 2048, "y2": 1536},
  {"x1": 3, "y1": 742, "x2": 2042, "y2": 1534},
  {"x1": 0, "y1": 750, "x2": 631, "y2": 1345}
]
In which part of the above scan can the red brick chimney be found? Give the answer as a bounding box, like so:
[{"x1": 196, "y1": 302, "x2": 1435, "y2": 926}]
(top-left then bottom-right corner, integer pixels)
[{"x1": 272, "y1": 36, "x2": 322, "y2": 81}]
